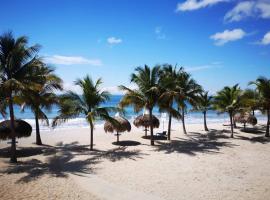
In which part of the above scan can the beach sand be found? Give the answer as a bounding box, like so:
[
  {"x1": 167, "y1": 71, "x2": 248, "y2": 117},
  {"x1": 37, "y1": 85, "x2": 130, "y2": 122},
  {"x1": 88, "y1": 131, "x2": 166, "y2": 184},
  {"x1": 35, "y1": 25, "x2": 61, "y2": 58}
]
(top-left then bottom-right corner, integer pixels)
[{"x1": 0, "y1": 122, "x2": 269, "y2": 200}]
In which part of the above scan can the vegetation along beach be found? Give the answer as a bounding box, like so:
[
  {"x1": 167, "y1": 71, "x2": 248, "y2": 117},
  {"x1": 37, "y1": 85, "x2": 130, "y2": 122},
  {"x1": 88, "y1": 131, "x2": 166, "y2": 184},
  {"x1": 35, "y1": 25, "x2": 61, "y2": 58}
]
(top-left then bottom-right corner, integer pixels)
[{"x1": 0, "y1": 0, "x2": 270, "y2": 200}]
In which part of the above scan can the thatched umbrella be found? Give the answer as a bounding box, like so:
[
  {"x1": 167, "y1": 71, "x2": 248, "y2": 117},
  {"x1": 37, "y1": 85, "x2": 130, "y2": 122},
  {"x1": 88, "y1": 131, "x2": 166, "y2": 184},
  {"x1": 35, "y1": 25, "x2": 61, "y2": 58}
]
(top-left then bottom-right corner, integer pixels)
[
  {"x1": 104, "y1": 116, "x2": 131, "y2": 143},
  {"x1": 234, "y1": 113, "x2": 257, "y2": 129},
  {"x1": 133, "y1": 114, "x2": 160, "y2": 136},
  {"x1": 0, "y1": 120, "x2": 32, "y2": 140}
]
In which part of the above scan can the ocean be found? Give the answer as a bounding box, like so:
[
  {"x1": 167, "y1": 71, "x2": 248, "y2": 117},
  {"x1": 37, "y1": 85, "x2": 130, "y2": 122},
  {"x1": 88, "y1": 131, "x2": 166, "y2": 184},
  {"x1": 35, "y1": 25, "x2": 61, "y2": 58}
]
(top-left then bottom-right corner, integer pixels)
[{"x1": 0, "y1": 95, "x2": 266, "y2": 131}]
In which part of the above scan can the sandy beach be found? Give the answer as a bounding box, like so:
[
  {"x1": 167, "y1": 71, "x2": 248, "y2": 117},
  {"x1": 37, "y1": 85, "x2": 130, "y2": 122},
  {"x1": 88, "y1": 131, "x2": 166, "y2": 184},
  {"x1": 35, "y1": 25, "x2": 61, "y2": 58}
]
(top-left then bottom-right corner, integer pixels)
[{"x1": 0, "y1": 122, "x2": 269, "y2": 200}]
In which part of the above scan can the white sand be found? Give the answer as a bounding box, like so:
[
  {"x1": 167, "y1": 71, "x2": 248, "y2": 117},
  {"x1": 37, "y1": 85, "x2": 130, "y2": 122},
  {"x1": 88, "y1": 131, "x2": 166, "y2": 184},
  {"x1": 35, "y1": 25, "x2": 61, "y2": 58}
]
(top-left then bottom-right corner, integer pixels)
[{"x1": 0, "y1": 122, "x2": 269, "y2": 200}]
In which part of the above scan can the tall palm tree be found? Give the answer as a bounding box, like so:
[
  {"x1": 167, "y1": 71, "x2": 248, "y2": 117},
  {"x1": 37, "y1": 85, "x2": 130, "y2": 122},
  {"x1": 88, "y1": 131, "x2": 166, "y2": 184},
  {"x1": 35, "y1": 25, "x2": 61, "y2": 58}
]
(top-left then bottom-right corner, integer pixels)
[
  {"x1": 158, "y1": 64, "x2": 182, "y2": 140},
  {"x1": 119, "y1": 65, "x2": 160, "y2": 145},
  {"x1": 250, "y1": 77, "x2": 270, "y2": 137},
  {"x1": 213, "y1": 84, "x2": 241, "y2": 138},
  {"x1": 176, "y1": 70, "x2": 202, "y2": 135},
  {"x1": 53, "y1": 75, "x2": 115, "y2": 150},
  {"x1": 0, "y1": 31, "x2": 42, "y2": 162},
  {"x1": 16, "y1": 65, "x2": 63, "y2": 145},
  {"x1": 193, "y1": 91, "x2": 212, "y2": 131}
]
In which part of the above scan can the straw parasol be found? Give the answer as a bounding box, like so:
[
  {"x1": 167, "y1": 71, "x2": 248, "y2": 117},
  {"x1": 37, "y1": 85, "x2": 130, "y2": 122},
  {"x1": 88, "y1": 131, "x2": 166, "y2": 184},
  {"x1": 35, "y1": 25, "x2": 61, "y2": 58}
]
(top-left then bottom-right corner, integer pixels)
[
  {"x1": 133, "y1": 114, "x2": 160, "y2": 136},
  {"x1": 234, "y1": 112, "x2": 257, "y2": 129},
  {"x1": 104, "y1": 116, "x2": 131, "y2": 143},
  {"x1": 0, "y1": 120, "x2": 32, "y2": 140}
]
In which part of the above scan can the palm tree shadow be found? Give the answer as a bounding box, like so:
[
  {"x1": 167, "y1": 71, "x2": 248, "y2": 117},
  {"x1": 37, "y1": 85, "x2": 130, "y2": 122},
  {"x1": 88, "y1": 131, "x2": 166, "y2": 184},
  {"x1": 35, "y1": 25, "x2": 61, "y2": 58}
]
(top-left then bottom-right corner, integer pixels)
[
  {"x1": 142, "y1": 135, "x2": 167, "y2": 140},
  {"x1": 235, "y1": 135, "x2": 270, "y2": 144},
  {"x1": 154, "y1": 130, "x2": 236, "y2": 156},
  {"x1": 90, "y1": 146, "x2": 147, "y2": 162},
  {"x1": 2, "y1": 150, "x2": 100, "y2": 183},
  {"x1": 240, "y1": 127, "x2": 265, "y2": 135},
  {"x1": 0, "y1": 142, "x2": 147, "y2": 183}
]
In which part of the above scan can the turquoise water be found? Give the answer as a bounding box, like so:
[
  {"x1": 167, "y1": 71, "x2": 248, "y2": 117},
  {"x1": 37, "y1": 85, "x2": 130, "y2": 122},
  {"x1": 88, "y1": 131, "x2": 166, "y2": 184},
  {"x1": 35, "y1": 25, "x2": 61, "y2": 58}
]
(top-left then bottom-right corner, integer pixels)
[{"x1": 0, "y1": 95, "x2": 266, "y2": 130}]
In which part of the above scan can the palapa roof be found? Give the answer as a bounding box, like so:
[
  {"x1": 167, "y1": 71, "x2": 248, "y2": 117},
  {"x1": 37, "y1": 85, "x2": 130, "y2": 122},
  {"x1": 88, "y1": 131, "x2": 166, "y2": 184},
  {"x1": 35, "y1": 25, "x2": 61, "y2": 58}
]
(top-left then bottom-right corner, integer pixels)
[
  {"x1": 104, "y1": 116, "x2": 131, "y2": 133},
  {"x1": 234, "y1": 113, "x2": 257, "y2": 126},
  {"x1": 0, "y1": 120, "x2": 32, "y2": 140},
  {"x1": 133, "y1": 114, "x2": 160, "y2": 128}
]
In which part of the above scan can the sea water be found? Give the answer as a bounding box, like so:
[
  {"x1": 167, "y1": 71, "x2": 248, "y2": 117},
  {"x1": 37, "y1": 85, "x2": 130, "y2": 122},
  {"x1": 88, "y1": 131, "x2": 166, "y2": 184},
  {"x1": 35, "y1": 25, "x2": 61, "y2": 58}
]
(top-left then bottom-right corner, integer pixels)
[{"x1": 0, "y1": 95, "x2": 266, "y2": 131}]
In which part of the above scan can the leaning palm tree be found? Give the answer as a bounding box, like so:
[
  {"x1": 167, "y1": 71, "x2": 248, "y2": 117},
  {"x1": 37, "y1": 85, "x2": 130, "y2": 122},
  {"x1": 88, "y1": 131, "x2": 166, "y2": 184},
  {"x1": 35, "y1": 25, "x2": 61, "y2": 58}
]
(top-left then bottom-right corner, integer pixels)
[
  {"x1": 158, "y1": 64, "x2": 182, "y2": 140},
  {"x1": 193, "y1": 91, "x2": 212, "y2": 131},
  {"x1": 0, "y1": 31, "x2": 42, "y2": 162},
  {"x1": 119, "y1": 65, "x2": 160, "y2": 145},
  {"x1": 16, "y1": 65, "x2": 63, "y2": 145},
  {"x1": 213, "y1": 84, "x2": 241, "y2": 138},
  {"x1": 250, "y1": 77, "x2": 270, "y2": 137},
  {"x1": 53, "y1": 75, "x2": 115, "y2": 150},
  {"x1": 176, "y1": 70, "x2": 202, "y2": 134}
]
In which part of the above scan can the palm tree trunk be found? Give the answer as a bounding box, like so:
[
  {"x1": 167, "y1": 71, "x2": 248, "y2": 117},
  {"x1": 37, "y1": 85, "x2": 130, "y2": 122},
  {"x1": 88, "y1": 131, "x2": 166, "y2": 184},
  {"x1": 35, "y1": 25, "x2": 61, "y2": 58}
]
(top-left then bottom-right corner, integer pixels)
[
  {"x1": 229, "y1": 112, "x2": 234, "y2": 138},
  {"x1": 35, "y1": 112, "x2": 42, "y2": 145},
  {"x1": 203, "y1": 111, "x2": 208, "y2": 131},
  {"x1": 144, "y1": 127, "x2": 147, "y2": 136},
  {"x1": 8, "y1": 96, "x2": 17, "y2": 163},
  {"x1": 233, "y1": 114, "x2": 237, "y2": 128},
  {"x1": 266, "y1": 109, "x2": 270, "y2": 137},
  {"x1": 90, "y1": 123, "x2": 94, "y2": 150},
  {"x1": 181, "y1": 109, "x2": 187, "y2": 134},
  {"x1": 149, "y1": 108, "x2": 154, "y2": 146},
  {"x1": 167, "y1": 114, "x2": 172, "y2": 140}
]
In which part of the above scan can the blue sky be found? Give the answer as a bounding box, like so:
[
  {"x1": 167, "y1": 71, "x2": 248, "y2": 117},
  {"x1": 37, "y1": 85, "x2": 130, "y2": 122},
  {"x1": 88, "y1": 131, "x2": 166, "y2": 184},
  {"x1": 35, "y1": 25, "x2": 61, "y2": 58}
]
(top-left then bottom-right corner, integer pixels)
[{"x1": 1, "y1": 0, "x2": 270, "y2": 94}]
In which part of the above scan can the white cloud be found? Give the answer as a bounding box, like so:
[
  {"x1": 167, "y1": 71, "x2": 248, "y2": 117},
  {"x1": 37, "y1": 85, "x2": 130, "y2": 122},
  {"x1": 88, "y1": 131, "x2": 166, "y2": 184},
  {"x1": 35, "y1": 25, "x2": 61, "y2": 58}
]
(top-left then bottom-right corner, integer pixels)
[
  {"x1": 107, "y1": 37, "x2": 122, "y2": 45},
  {"x1": 224, "y1": 0, "x2": 270, "y2": 22},
  {"x1": 155, "y1": 26, "x2": 166, "y2": 40},
  {"x1": 101, "y1": 86, "x2": 123, "y2": 95},
  {"x1": 176, "y1": 0, "x2": 228, "y2": 12},
  {"x1": 260, "y1": 31, "x2": 270, "y2": 45},
  {"x1": 102, "y1": 84, "x2": 138, "y2": 95},
  {"x1": 185, "y1": 64, "x2": 221, "y2": 72},
  {"x1": 45, "y1": 55, "x2": 102, "y2": 66},
  {"x1": 256, "y1": 1, "x2": 270, "y2": 18},
  {"x1": 62, "y1": 82, "x2": 82, "y2": 94},
  {"x1": 210, "y1": 29, "x2": 246, "y2": 46}
]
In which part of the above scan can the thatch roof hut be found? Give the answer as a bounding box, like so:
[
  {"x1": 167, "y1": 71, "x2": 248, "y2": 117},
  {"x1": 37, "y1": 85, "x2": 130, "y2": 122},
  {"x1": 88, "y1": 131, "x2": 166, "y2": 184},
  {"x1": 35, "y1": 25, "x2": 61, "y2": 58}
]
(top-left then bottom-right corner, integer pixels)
[
  {"x1": 0, "y1": 120, "x2": 32, "y2": 140},
  {"x1": 234, "y1": 113, "x2": 257, "y2": 128},
  {"x1": 133, "y1": 114, "x2": 160, "y2": 136},
  {"x1": 104, "y1": 116, "x2": 131, "y2": 143}
]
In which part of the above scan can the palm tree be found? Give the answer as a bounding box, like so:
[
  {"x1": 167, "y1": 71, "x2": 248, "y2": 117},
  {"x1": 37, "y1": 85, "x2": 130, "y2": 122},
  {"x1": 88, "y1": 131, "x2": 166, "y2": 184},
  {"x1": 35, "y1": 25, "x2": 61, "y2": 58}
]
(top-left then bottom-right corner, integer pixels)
[
  {"x1": 0, "y1": 31, "x2": 42, "y2": 162},
  {"x1": 240, "y1": 89, "x2": 260, "y2": 116},
  {"x1": 158, "y1": 64, "x2": 182, "y2": 140},
  {"x1": 16, "y1": 65, "x2": 63, "y2": 145},
  {"x1": 213, "y1": 84, "x2": 241, "y2": 138},
  {"x1": 193, "y1": 91, "x2": 212, "y2": 131},
  {"x1": 250, "y1": 77, "x2": 270, "y2": 137},
  {"x1": 53, "y1": 75, "x2": 115, "y2": 150},
  {"x1": 176, "y1": 70, "x2": 202, "y2": 135},
  {"x1": 119, "y1": 65, "x2": 160, "y2": 145},
  {"x1": 0, "y1": 83, "x2": 7, "y2": 118}
]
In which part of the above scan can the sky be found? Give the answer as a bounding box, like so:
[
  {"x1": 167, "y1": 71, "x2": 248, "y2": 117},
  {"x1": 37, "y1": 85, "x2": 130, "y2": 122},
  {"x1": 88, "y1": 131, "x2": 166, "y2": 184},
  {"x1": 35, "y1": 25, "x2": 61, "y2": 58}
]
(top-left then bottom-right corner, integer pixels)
[{"x1": 0, "y1": 0, "x2": 270, "y2": 94}]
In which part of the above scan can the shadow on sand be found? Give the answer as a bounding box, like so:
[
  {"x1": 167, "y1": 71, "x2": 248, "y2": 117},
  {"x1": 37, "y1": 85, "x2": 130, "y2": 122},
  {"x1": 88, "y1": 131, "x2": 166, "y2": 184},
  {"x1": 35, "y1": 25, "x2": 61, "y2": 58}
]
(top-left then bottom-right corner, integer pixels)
[
  {"x1": 235, "y1": 135, "x2": 270, "y2": 144},
  {"x1": 153, "y1": 130, "x2": 237, "y2": 156},
  {"x1": 142, "y1": 135, "x2": 167, "y2": 140},
  {"x1": 112, "y1": 140, "x2": 141, "y2": 146},
  {"x1": 0, "y1": 142, "x2": 147, "y2": 183},
  {"x1": 240, "y1": 127, "x2": 265, "y2": 134}
]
